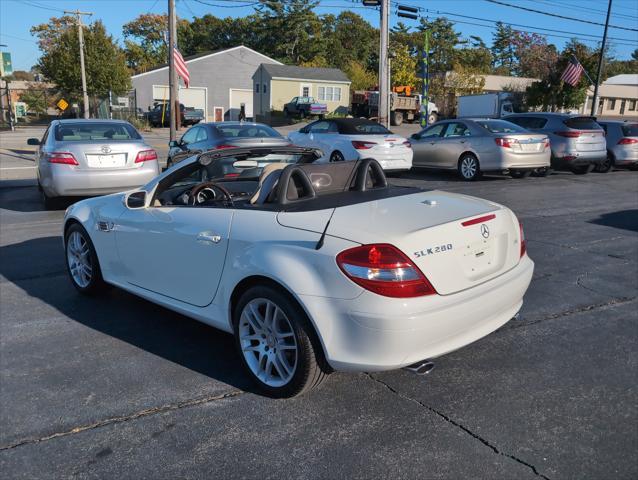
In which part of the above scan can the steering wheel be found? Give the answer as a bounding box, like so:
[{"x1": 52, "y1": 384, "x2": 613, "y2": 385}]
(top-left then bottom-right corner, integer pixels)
[{"x1": 188, "y1": 181, "x2": 234, "y2": 206}]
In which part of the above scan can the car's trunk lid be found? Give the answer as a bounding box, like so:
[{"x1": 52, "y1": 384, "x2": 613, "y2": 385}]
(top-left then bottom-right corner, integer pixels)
[{"x1": 279, "y1": 191, "x2": 521, "y2": 295}]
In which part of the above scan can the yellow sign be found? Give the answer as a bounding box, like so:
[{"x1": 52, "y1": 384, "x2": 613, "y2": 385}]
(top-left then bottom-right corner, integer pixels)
[{"x1": 57, "y1": 99, "x2": 69, "y2": 111}]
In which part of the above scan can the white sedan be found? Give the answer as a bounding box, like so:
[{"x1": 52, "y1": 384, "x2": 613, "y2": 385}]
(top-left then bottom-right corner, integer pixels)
[
  {"x1": 63, "y1": 146, "x2": 533, "y2": 397},
  {"x1": 288, "y1": 118, "x2": 413, "y2": 172}
]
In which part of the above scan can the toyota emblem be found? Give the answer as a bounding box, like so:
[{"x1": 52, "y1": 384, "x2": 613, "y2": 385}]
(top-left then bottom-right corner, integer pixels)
[
  {"x1": 481, "y1": 224, "x2": 490, "y2": 238},
  {"x1": 101, "y1": 145, "x2": 112, "y2": 154}
]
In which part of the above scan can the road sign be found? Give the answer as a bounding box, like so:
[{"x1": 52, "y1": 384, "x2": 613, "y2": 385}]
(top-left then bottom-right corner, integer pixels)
[{"x1": 57, "y1": 99, "x2": 69, "y2": 111}]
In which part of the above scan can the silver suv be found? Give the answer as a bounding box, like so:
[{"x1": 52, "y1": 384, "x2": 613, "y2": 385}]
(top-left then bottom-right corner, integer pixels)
[
  {"x1": 504, "y1": 113, "x2": 606, "y2": 175},
  {"x1": 596, "y1": 120, "x2": 638, "y2": 172}
]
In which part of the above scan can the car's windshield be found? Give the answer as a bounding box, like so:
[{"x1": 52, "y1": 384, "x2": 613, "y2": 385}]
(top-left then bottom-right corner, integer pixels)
[
  {"x1": 298, "y1": 97, "x2": 314, "y2": 104},
  {"x1": 475, "y1": 120, "x2": 527, "y2": 134},
  {"x1": 339, "y1": 121, "x2": 391, "y2": 135},
  {"x1": 216, "y1": 125, "x2": 282, "y2": 138},
  {"x1": 55, "y1": 122, "x2": 141, "y2": 141},
  {"x1": 622, "y1": 124, "x2": 638, "y2": 137}
]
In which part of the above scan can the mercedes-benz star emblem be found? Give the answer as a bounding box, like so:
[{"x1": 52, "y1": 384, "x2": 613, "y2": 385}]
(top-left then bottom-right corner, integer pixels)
[
  {"x1": 101, "y1": 145, "x2": 111, "y2": 154},
  {"x1": 481, "y1": 224, "x2": 490, "y2": 238}
]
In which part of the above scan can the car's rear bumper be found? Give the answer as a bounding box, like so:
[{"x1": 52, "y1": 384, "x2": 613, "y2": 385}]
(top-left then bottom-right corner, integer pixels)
[
  {"x1": 42, "y1": 163, "x2": 159, "y2": 197},
  {"x1": 552, "y1": 149, "x2": 607, "y2": 168},
  {"x1": 364, "y1": 150, "x2": 413, "y2": 171},
  {"x1": 300, "y1": 254, "x2": 534, "y2": 372},
  {"x1": 485, "y1": 150, "x2": 551, "y2": 170},
  {"x1": 611, "y1": 146, "x2": 638, "y2": 165}
]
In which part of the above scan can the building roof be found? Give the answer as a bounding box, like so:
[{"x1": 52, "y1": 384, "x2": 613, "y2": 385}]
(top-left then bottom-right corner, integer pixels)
[
  {"x1": 603, "y1": 74, "x2": 638, "y2": 86},
  {"x1": 587, "y1": 83, "x2": 638, "y2": 99},
  {"x1": 131, "y1": 45, "x2": 282, "y2": 79},
  {"x1": 260, "y1": 64, "x2": 350, "y2": 83}
]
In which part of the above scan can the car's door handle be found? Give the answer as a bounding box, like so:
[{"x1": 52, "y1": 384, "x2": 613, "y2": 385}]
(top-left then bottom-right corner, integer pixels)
[
  {"x1": 197, "y1": 231, "x2": 222, "y2": 244},
  {"x1": 429, "y1": 142, "x2": 435, "y2": 145},
  {"x1": 460, "y1": 140, "x2": 467, "y2": 144}
]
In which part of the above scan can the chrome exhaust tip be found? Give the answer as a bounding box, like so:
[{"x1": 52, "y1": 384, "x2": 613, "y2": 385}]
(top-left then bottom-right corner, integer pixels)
[{"x1": 403, "y1": 360, "x2": 435, "y2": 376}]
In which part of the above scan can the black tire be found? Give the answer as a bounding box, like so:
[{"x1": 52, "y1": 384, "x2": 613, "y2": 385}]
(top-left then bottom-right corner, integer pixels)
[
  {"x1": 330, "y1": 150, "x2": 345, "y2": 162},
  {"x1": 428, "y1": 112, "x2": 438, "y2": 124},
  {"x1": 593, "y1": 153, "x2": 613, "y2": 173},
  {"x1": 64, "y1": 223, "x2": 107, "y2": 295},
  {"x1": 571, "y1": 164, "x2": 593, "y2": 175},
  {"x1": 299, "y1": 110, "x2": 306, "y2": 119},
  {"x1": 510, "y1": 170, "x2": 531, "y2": 179},
  {"x1": 283, "y1": 108, "x2": 289, "y2": 117},
  {"x1": 390, "y1": 111, "x2": 403, "y2": 126},
  {"x1": 534, "y1": 167, "x2": 552, "y2": 177},
  {"x1": 458, "y1": 153, "x2": 481, "y2": 181},
  {"x1": 42, "y1": 190, "x2": 60, "y2": 210},
  {"x1": 233, "y1": 285, "x2": 329, "y2": 398}
]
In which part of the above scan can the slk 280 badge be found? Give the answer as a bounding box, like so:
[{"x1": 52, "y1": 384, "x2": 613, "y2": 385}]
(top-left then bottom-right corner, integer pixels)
[{"x1": 414, "y1": 243, "x2": 453, "y2": 258}]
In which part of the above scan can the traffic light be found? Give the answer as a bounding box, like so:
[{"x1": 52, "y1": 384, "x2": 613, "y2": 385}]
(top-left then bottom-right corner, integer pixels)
[
  {"x1": 397, "y1": 4, "x2": 418, "y2": 20},
  {"x1": 362, "y1": 0, "x2": 381, "y2": 6}
]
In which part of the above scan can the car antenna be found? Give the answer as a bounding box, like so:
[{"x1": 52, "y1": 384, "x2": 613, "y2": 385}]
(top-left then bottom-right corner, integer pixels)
[{"x1": 315, "y1": 208, "x2": 336, "y2": 250}]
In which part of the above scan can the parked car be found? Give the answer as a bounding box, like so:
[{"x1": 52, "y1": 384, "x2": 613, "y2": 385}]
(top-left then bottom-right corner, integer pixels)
[
  {"x1": 283, "y1": 96, "x2": 327, "y2": 119},
  {"x1": 28, "y1": 119, "x2": 160, "y2": 209},
  {"x1": 596, "y1": 120, "x2": 638, "y2": 172},
  {"x1": 146, "y1": 103, "x2": 204, "y2": 127},
  {"x1": 410, "y1": 119, "x2": 550, "y2": 181},
  {"x1": 166, "y1": 122, "x2": 290, "y2": 173},
  {"x1": 504, "y1": 113, "x2": 606, "y2": 174},
  {"x1": 288, "y1": 118, "x2": 413, "y2": 172},
  {"x1": 63, "y1": 148, "x2": 533, "y2": 397}
]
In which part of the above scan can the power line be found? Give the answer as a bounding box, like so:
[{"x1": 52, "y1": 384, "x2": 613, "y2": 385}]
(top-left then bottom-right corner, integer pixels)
[
  {"x1": 527, "y1": 0, "x2": 638, "y2": 21},
  {"x1": 485, "y1": 0, "x2": 638, "y2": 32}
]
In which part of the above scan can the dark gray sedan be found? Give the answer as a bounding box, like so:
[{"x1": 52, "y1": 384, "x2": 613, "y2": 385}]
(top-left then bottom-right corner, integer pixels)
[
  {"x1": 166, "y1": 122, "x2": 289, "y2": 169},
  {"x1": 411, "y1": 119, "x2": 550, "y2": 180}
]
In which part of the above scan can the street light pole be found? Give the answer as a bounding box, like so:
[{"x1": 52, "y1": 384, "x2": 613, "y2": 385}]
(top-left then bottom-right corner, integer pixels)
[
  {"x1": 590, "y1": 0, "x2": 612, "y2": 117},
  {"x1": 65, "y1": 10, "x2": 92, "y2": 119},
  {"x1": 378, "y1": 0, "x2": 390, "y2": 128}
]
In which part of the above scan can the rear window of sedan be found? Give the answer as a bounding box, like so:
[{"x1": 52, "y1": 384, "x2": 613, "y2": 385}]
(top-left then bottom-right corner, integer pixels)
[
  {"x1": 622, "y1": 124, "x2": 638, "y2": 137},
  {"x1": 474, "y1": 120, "x2": 528, "y2": 134},
  {"x1": 216, "y1": 125, "x2": 282, "y2": 138},
  {"x1": 54, "y1": 122, "x2": 141, "y2": 141},
  {"x1": 337, "y1": 121, "x2": 391, "y2": 135}
]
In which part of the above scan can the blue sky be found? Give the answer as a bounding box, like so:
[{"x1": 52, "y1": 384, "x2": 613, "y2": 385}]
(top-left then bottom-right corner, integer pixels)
[{"x1": 1, "y1": 0, "x2": 637, "y2": 72}]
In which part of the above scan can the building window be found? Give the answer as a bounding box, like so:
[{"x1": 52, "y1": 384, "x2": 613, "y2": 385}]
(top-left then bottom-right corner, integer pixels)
[
  {"x1": 318, "y1": 86, "x2": 342, "y2": 102},
  {"x1": 629, "y1": 100, "x2": 637, "y2": 111},
  {"x1": 608, "y1": 98, "x2": 616, "y2": 110},
  {"x1": 255, "y1": 83, "x2": 260, "y2": 94},
  {"x1": 334, "y1": 87, "x2": 341, "y2": 101},
  {"x1": 302, "y1": 86, "x2": 310, "y2": 97},
  {"x1": 263, "y1": 84, "x2": 267, "y2": 94},
  {"x1": 318, "y1": 86, "x2": 325, "y2": 101}
]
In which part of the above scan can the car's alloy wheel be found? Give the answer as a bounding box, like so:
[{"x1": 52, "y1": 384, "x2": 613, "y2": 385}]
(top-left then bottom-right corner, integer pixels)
[
  {"x1": 65, "y1": 224, "x2": 106, "y2": 294},
  {"x1": 234, "y1": 286, "x2": 328, "y2": 397},
  {"x1": 239, "y1": 298, "x2": 298, "y2": 388},
  {"x1": 330, "y1": 151, "x2": 345, "y2": 162},
  {"x1": 593, "y1": 154, "x2": 613, "y2": 173},
  {"x1": 458, "y1": 155, "x2": 480, "y2": 181}
]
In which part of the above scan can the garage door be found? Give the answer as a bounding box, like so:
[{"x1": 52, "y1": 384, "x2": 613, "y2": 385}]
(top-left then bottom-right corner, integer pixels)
[
  {"x1": 152, "y1": 85, "x2": 207, "y2": 120},
  {"x1": 229, "y1": 89, "x2": 253, "y2": 121}
]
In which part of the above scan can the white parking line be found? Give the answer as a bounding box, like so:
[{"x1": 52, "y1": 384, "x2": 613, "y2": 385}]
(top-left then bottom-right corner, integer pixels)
[{"x1": 0, "y1": 166, "x2": 37, "y2": 170}]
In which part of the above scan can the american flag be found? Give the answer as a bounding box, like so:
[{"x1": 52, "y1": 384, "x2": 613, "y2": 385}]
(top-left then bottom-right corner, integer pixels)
[
  {"x1": 173, "y1": 47, "x2": 190, "y2": 88},
  {"x1": 560, "y1": 56, "x2": 584, "y2": 87}
]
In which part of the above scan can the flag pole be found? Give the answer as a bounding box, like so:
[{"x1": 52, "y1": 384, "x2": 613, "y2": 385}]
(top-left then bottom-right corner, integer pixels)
[
  {"x1": 168, "y1": 0, "x2": 178, "y2": 141},
  {"x1": 590, "y1": 0, "x2": 613, "y2": 117}
]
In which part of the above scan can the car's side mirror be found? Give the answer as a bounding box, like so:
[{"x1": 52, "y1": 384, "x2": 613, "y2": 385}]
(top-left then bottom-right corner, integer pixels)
[
  {"x1": 125, "y1": 191, "x2": 147, "y2": 209},
  {"x1": 27, "y1": 138, "x2": 40, "y2": 145},
  {"x1": 168, "y1": 140, "x2": 179, "y2": 148},
  {"x1": 411, "y1": 133, "x2": 421, "y2": 140}
]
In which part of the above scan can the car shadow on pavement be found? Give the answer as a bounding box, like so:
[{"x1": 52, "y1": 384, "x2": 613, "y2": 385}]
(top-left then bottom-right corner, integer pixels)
[
  {"x1": 0, "y1": 236, "x2": 260, "y2": 395},
  {"x1": 589, "y1": 209, "x2": 638, "y2": 233},
  {"x1": 0, "y1": 183, "x2": 80, "y2": 213}
]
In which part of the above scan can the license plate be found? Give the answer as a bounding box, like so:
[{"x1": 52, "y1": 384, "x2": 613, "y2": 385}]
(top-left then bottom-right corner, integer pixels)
[
  {"x1": 86, "y1": 153, "x2": 126, "y2": 168},
  {"x1": 520, "y1": 143, "x2": 539, "y2": 152}
]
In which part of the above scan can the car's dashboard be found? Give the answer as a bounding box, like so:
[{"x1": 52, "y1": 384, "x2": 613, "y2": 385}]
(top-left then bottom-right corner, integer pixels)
[{"x1": 156, "y1": 180, "x2": 259, "y2": 207}]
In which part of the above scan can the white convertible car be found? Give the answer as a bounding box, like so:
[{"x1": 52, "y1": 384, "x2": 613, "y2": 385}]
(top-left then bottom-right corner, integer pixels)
[{"x1": 63, "y1": 146, "x2": 534, "y2": 397}]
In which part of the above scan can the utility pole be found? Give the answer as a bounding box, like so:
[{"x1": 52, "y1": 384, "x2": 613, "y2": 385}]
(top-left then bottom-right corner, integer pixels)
[
  {"x1": 65, "y1": 10, "x2": 92, "y2": 119},
  {"x1": 591, "y1": 0, "x2": 612, "y2": 117},
  {"x1": 168, "y1": 0, "x2": 178, "y2": 141},
  {"x1": 378, "y1": 0, "x2": 390, "y2": 128}
]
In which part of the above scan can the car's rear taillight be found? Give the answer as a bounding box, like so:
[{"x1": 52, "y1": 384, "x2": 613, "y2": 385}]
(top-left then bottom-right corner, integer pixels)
[
  {"x1": 554, "y1": 130, "x2": 582, "y2": 138},
  {"x1": 215, "y1": 144, "x2": 236, "y2": 150},
  {"x1": 135, "y1": 149, "x2": 158, "y2": 163},
  {"x1": 519, "y1": 220, "x2": 526, "y2": 258},
  {"x1": 336, "y1": 244, "x2": 437, "y2": 298},
  {"x1": 352, "y1": 140, "x2": 377, "y2": 150},
  {"x1": 618, "y1": 138, "x2": 638, "y2": 145},
  {"x1": 495, "y1": 137, "x2": 518, "y2": 148},
  {"x1": 543, "y1": 138, "x2": 550, "y2": 149},
  {"x1": 47, "y1": 152, "x2": 78, "y2": 165},
  {"x1": 403, "y1": 141, "x2": 411, "y2": 148}
]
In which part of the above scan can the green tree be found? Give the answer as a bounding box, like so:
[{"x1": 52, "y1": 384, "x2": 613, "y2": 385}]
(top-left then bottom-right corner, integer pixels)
[
  {"x1": 343, "y1": 60, "x2": 377, "y2": 90},
  {"x1": 491, "y1": 22, "x2": 517, "y2": 75},
  {"x1": 456, "y1": 35, "x2": 492, "y2": 74},
  {"x1": 30, "y1": 16, "x2": 76, "y2": 53},
  {"x1": 38, "y1": 20, "x2": 130, "y2": 98},
  {"x1": 323, "y1": 11, "x2": 378, "y2": 71},
  {"x1": 391, "y1": 44, "x2": 417, "y2": 87},
  {"x1": 20, "y1": 90, "x2": 47, "y2": 115},
  {"x1": 418, "y1": 18, "x2": 460, "y2": 75},
  {"x1": 513, "y1": 32, "x2": 557, "y2": 78}
]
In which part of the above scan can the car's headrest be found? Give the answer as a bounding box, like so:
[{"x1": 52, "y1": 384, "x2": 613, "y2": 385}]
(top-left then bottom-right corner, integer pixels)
[{"x1": 250, "y1": 162, "x2": 289, "y2": 204}]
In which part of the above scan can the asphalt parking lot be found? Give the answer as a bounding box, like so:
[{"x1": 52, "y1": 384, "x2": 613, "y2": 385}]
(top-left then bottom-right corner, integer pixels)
[{"x1": 1, "y1": 126, "x2": 637, "y2": 479}]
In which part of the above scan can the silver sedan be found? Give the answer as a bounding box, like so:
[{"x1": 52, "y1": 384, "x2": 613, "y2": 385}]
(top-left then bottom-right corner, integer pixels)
[
  {"x1": 29, "y1": 119, "x2": 160, "y2": 209},
  {"x1": 410, "y1": 119, "x2": 550, "y2": 180}
]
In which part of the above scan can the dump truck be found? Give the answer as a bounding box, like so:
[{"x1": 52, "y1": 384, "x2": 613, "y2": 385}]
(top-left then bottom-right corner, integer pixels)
[{"x1": 351, "y1": 90, "x2": 438, "y2": 126}]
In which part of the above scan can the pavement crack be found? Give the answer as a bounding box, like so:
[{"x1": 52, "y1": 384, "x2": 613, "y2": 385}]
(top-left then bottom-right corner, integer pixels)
[
  {"x1": 0, "y1": 390, "x2": 243, "y2": 451},
  {"x1": 366, "y1": 373, "x2": 551, "y2": 480}
]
